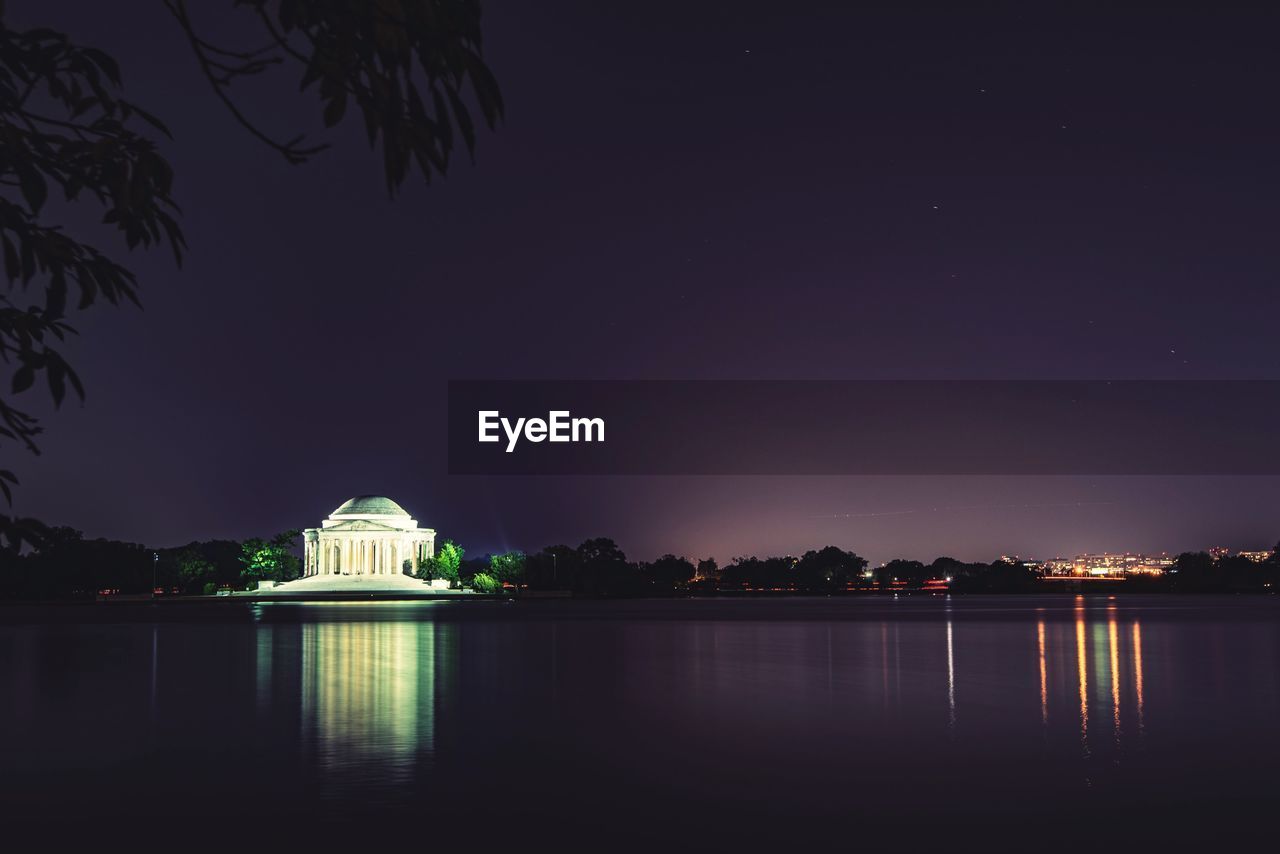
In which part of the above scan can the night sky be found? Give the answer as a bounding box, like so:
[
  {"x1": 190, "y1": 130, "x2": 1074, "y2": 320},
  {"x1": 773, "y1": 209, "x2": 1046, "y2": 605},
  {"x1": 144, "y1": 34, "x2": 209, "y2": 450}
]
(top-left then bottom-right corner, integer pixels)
[{"x1": 10, "y1": 2, "x2": 1279, "y2": 564}]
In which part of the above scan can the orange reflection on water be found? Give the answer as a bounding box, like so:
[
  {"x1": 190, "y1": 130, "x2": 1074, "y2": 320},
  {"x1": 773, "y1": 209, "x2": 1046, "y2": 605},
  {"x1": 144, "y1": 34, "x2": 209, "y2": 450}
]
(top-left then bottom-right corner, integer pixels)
[
  {"x1": 1108, "y1": 608, "x2": 1121, "y2": 745},
  {"x1": 1133, "y1": 621, "x2": 1145, "y2": 736},
  {"x1": 1037, "y1": 619, "x2": 1048, "y2": 726},
  {"x1": 1075, "y1": 598, "x2": 1089, "y2": 756}
]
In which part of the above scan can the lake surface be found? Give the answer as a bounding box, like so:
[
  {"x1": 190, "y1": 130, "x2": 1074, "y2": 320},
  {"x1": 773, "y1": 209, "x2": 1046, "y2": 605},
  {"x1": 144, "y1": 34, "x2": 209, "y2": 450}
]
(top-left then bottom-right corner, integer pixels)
[{"x1": 2, "y1": 595, "x2": 1278, "y2": 849}]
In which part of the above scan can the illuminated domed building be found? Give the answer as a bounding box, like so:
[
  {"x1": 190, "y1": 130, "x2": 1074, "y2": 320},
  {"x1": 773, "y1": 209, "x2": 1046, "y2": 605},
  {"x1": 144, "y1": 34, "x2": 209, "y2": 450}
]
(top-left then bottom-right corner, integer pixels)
[
  {"x1": 267, "y1": 495, "x2": 445, "y2": 594},
  {"x1": 301, "y1": 495, "x2": 436, "y2": 578}
]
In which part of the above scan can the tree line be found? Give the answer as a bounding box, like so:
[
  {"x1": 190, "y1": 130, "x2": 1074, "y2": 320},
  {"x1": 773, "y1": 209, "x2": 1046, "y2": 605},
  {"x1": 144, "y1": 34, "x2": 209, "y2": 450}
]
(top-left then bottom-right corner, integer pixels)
[
  {"x1": 0, "y1": 527, "x2": 301, "y2": 599},
  {"x1": 0, "y1": 526, "x2": 1276, "y2": 600},
  {"x1": 509, "y1": 541, "x2": 1048, "y2": 596}
]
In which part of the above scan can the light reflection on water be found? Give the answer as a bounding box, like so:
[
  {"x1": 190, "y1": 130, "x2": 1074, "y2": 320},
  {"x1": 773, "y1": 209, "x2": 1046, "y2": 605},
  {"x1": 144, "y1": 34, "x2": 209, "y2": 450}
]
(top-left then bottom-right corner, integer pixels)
[
  {"x1": 2, "y1": 595, "x2": 1279, "y2": 841},
  {"x1": 1063, "y1": 598, "x2": 1145, "y2": 762},
  {"x1": 252, "y1": 605, "x2": 457, "y2": 802},
  {"x1": 243, "y1": 597, "x2": 1213, "y2": 785}
]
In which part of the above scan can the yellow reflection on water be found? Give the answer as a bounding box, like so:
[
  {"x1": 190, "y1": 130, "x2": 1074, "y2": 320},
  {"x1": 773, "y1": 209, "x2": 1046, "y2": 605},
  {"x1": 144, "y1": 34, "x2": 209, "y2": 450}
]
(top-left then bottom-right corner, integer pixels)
[
  {"x1": 300, "y1": 620, "x2": 435, "y2": 783},
  {"x1": 945, "y1": 614, "x2": 956, "y2": 729}
]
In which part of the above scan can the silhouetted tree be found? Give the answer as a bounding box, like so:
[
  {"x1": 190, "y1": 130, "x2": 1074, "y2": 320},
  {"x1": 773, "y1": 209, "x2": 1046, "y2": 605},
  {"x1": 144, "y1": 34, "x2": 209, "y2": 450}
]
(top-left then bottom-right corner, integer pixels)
[
  {"x1": 161, "y1": 539, "x2": 241, "y2": 592},
  {"x1": 1167, "y1": 551, "x2": 1217, "y2": 593},
  {"x1": 720, "y1": 556, "x2": 757, "y2": 588},
  {"x1": 0, "y1": 2, "x2": 502, "y2": 543},
  {"x1": 796, "y1": 546, "x2": 868, "y2": 592},
  {"x1": 526, "y1": 544, "x2": 577, "y2": 590},
  {"x1": 575, "y1": 537, "x2": 633, "y2": 596},
  {"x1": 875, "y1": 558, "x2": 928, "y2": 587},
  {"x1": 3, "y1": 526, "x2": 150, "y2": 597},
  {"x1": 644, "y1": 554, "x2": 695, "y2": 594},
  {"x1": 929, "y1": 556, "x2": 974, "y2": 583},
  {"x1": 175, "y1": 548, "x2": 215, "y2": 594}
]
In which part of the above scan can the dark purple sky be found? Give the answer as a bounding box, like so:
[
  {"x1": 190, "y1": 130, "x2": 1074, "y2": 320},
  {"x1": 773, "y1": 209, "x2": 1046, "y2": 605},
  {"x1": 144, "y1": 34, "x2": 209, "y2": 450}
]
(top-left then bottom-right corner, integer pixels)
[{"x1": 9, "y1": 2, "x2": 1279, "y2": 563}]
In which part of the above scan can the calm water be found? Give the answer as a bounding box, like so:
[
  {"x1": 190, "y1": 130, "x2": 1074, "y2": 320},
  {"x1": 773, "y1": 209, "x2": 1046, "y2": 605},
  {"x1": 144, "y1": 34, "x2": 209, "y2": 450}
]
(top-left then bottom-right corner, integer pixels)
[{"x1": 2, "y1": 596, "x2": 1278, "y2": 849}]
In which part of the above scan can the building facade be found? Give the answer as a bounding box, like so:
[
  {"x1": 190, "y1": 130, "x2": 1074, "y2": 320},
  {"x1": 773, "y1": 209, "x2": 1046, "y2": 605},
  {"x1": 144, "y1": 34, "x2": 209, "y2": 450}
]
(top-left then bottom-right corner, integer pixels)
[{"x1": 301, "y1": 495, "x2": 435, "y2": 578}]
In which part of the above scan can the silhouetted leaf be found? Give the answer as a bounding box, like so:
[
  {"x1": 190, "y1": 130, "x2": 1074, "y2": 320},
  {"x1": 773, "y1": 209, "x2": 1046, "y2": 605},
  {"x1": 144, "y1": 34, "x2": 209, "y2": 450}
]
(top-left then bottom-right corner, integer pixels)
[
  {"x1": 17, "y1": 164, "x2": 47, "y2": 214},
  {"x1": 12, "y1": 365, "x2": 35, "y2": 394},
  {"x1": 322, "y1": 89, "x2": 347, "y2": 127},
  {"x1": 2, "y1": 235, "x2": 18, "y2": 282}
]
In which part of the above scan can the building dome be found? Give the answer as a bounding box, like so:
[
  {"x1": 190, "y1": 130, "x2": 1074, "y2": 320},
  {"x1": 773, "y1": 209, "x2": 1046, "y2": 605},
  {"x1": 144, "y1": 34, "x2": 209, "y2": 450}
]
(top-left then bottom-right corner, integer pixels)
[{"x1": 331, "y1": 495, "x2": 409, "y2": 518}]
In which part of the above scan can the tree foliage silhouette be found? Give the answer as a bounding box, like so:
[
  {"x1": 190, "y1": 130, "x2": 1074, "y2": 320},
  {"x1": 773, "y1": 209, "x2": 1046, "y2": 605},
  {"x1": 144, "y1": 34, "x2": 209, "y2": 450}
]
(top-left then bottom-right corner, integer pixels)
[{"x1": 0, "y1": 1, "x2": 502, "y2": 547}]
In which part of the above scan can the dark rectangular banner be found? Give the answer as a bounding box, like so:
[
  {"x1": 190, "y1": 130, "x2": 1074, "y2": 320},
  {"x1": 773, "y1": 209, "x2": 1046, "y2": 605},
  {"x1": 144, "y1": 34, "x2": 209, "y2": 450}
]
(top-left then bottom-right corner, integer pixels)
[{"x1": 447, "y1": 380, "x2": 1280, "y2": 475}]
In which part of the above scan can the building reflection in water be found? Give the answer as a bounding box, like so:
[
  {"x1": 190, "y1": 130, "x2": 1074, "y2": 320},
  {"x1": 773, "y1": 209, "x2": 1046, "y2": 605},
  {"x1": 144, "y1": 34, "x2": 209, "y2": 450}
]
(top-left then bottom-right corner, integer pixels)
[
  {"x1": 301, "y1": 620, "x2": 430, "y2": 785},
  {"x1": 255, "y1": 608, "x2": 455, "y2": 796}
]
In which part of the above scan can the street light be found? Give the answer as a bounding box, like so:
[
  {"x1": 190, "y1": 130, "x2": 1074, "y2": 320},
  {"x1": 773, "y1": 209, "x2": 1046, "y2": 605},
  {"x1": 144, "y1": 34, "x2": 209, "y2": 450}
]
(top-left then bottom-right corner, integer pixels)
[{"x1": 152, "y1": 552, "x2": 159, "y2": 598}]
